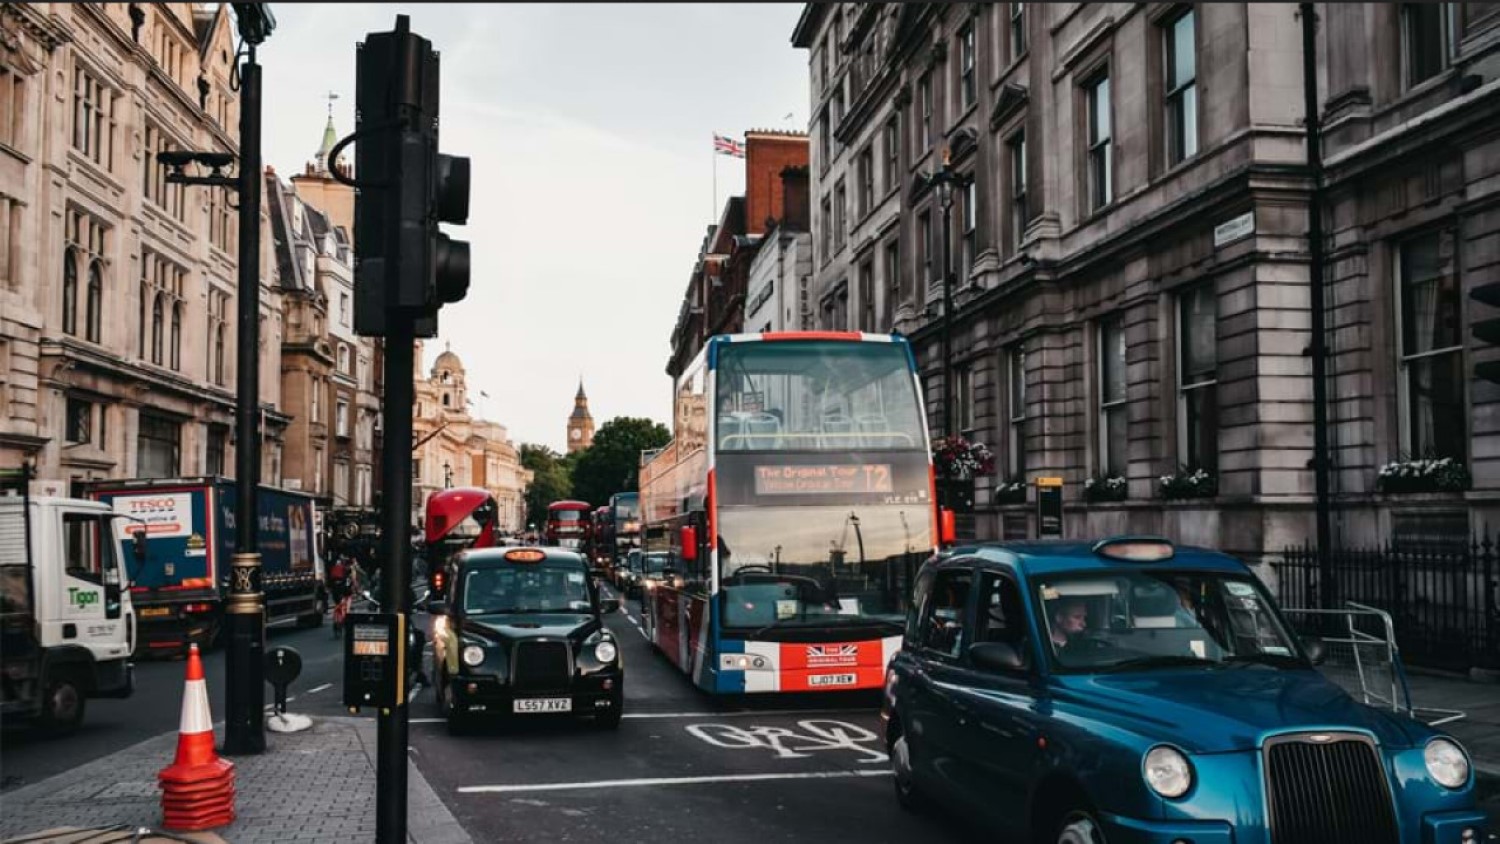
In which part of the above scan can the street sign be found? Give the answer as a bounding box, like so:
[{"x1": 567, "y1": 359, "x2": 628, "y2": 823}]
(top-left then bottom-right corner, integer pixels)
[{"x1": 1035, "y1": 477, "x2": 1063, "y2": 538}]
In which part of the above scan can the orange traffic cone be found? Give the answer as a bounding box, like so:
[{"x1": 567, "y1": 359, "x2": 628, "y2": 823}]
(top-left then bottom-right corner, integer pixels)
[{"x1": 158, "y1": 644, "x2": 236, "y2": 831}]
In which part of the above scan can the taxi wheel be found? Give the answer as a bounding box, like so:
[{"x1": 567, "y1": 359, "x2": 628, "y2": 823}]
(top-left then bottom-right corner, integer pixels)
[
  {"x1": 1055, "y1": 811, "x2": 1107, "y2": 844},
  {"x1": 891, "y1": 729, "x2": 931, "y2": 813}
]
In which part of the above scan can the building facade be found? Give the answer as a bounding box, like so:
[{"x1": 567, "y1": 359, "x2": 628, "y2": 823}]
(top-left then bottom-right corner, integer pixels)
[
  {"x1": 412, "y1": 346, "x2": 530, "y2": 532},
  {"x1": 792, "y1": 3, "x2": 1500, "y2": 562},
  {"x1": 0, "y1": 3, "x2": 287, "y2": 494}
]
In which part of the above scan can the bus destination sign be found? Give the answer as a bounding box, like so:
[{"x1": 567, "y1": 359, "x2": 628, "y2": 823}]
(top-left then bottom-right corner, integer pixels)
[{"x1": 754, "y1": 464, "x2": 894, "y2": 496}]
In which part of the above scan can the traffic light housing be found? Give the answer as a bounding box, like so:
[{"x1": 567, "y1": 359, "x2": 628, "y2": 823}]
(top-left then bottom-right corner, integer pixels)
[
  {"x1": 1472, "y1": 279, "x2": 1500, "y2": 384},
  {"x1": 353, "y1": 15, "x2": 471, "y2": 338}
]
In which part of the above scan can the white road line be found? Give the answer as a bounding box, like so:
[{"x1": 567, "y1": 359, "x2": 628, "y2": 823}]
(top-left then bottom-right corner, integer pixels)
[
  {"x1": 411, "y1": 718, "x2": 445, "y2": 724},
  {"x1": 621, "y1": 708, "x2": 868, "y2": 720},
  {"x1": 458, "y1": 770, "x2": 890, "y2": 794},
  {"x1": 307, "y1": 683, "x2": 332, "y2": 694}
]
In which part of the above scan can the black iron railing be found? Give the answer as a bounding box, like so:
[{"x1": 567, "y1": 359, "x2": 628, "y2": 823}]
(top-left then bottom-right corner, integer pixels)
[{"x1": 1272, "y1": 536, "x2": 1500, "y2": 673}]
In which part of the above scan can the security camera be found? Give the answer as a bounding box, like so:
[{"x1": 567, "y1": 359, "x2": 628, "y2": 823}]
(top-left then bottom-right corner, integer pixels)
[
  {"x1": 198, "y1": 151, "x2": 236, "y2": 169},
  {"x1": 156, "y1": 150, "x2": 199, "y2": 168}
]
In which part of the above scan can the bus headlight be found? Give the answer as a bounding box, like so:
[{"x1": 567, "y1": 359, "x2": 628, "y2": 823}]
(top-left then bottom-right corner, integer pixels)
[
  {"x1": 461, "y1": 645, "x2": 486, "y2": 667},
  {"x1": 594, "y1": 641, "x2": 618, "y2": 664},
  {"x1": 1143, "y1": 745, "x2": 1193, "y2": 798},
  {"x1": 1425, "y1": 738, "x2": 1470, "y2": 789}
]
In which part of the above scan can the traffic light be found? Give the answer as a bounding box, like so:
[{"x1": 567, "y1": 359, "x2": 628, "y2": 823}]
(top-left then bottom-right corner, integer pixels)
[
  {"x1": 1472, "y1": 278, "x2": 1500, "y2": 384},
  {"x1": 353, "y1": 15, "x2": 471, "y2": 338}
]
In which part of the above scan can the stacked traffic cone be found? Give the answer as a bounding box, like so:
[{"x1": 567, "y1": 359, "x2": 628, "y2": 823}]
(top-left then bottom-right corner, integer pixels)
[{"x1": 158, "y1": 644, "x2": 236, "y2": 831}]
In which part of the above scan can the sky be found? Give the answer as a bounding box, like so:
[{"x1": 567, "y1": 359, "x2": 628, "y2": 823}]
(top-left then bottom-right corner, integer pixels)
[{"x1": 258, "y1": 4, "x2": 810, "y2": 454}]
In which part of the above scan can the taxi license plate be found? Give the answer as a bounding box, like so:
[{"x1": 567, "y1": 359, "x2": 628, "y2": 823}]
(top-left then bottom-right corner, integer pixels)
[
  {"x1": 140, "y1": 607, "x2": 172, "y2": 618},
  {"x1": 513, "y1": 698, "x2": 572, "y2": 714},
  {"x1": 809, "y1": 673, "x2": 857, "y2": 687}
]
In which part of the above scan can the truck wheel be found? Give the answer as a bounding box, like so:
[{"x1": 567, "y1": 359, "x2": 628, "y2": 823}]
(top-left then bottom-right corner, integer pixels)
[{"x1": 39, "y1": 675, "x2": 86, "y2": 733}]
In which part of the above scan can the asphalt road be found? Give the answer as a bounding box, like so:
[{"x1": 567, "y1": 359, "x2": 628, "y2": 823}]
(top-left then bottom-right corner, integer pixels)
[
  {"x1": 406, "y1": 586, "x2": 983, "y2": 844},
  {"x1": 0, "y1": 613, "x2": 353, "y2": 792}
]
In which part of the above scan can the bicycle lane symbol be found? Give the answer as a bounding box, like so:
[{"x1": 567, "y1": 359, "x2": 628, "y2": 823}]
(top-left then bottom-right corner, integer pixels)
[{"x1": 684, "y1": 719, "x2": 889, "y2": 765}]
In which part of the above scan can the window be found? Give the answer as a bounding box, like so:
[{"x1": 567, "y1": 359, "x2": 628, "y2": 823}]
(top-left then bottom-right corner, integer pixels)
[
  {"x1": 206, "y1": 425, "x2": 227, "y2": 476},
  {"x1": 0, "y1": 196, "x2": 19, "y2": 290},
  {"x1": 1164, "y1": 9, "x2": 1198, "y2": 165},
  {"x1": 314, "y1": 447, "x2": 324, "y2": 493},
  {"x1": 1009, "y1": 131, "x2": 1028, "y2": 250},
  {"x1": 334, "y1": 461, "x2": 350, "y2": 505},
  {"x1": 1178, "y1": 283, "x2": 1218, "y2": 473},
  {"x1": 857, "y1": 147, "x2": 874, "y2": 218},
  {"x1": 209, "y1": 290, "x2": 228, "y2": 386},
  {"x1": 1402, "y1": 3, "x2": 1452, "y2": 89},
  {"x1": 917, "y1": 210, "x2": 933, "y2": 304},
  {"x1": 883, "y1": 239, "x2": 900, "y2": 327},
  {"x1": 85, "y1": 262, "x2": 102, "y2": 343},
  {"x1": 955, "y1": 365, "x2": 974, "y2": 433},
  {"x1": 1098, "y1": 316, "x2": 1128, "y2": 477},
  {"x1": 0, "y1": 66, "x2": 25, "y2": 151},
  {"x1": 820, "y1": 195, "x2": 832, "y2": 259},
  {"x1": 62, "y1": 251, "x2": 78, "y2": 335},
  {"x1": 820, "y1": 45, "x2": 830, "y2": 94},
  {"x1": 818, "y1": 114, "x2": 830, "y2": 174},
  {"x1": 917, "y1": 569, "x2": 972, "y2": 659},
  {"x1": 883, "y1": 117, "x2": 899, "y2": 195},
  {"x1": 959, "y1": 24, "x2": 976, "y2": 110},
  {"x1": 961, "y1": 178, "x2": 977, "y2": 281},
  {"x1": 918, "y1": 73, "x2": 933, "y2": 151},
  {"x1": 1008, "y1": 346, "x2": 1027, "y2": 476},
  {"x1": 169, "y1": 301, "x2": 182, "y2": 371},
  {"x1": 1085, "y1": 72, "x2": 1113, "y2": 212},
  {"x1": 833, "y1": 179, "x2": 847, "y2": 251},
  {"x1": 338, "y1": 344, "x2": 350, "y2": 375},
  {"x1": 858, "y1": 259, "x2": 875, "y2": 331},
  {"x1": 340, "y1": 292, "x2": 350, "y2": 327},
  {"x1": 150, "y1": 295, "x2": 163, "y2": 364},
  {"x1": 62, "y1": 513, "x2": 106, "y2": 585},
  {"x1": 72, "y1": 64, "x2": 116, "y2": 169},
  {"x1": 1010, "y1": 3, "x2": 1027, "y2": 61},
  {"x1": 66, "y1": 396, "x2": 94, "y2": 444},
  {"x1": 311, "y1": 377, "x2": 322, "y2": 423},
  {"x1": 136, "y1": 411, "x2": 180, "y2": 478},
  {"x1": 974, "y1": 572, "x2": 1031, "y2": 668},
  {"x1": 141, "y1": 251, "x2": 184, "y2": 365},
  {"x1": 143, "y1": 125, "x2": 186, "y2": 220},
  {"x1": 1398, "y1": 230, "x2": 1465, "y2": 461}
]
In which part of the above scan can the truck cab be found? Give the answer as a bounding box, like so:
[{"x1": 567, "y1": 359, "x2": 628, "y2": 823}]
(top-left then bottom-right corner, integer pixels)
[{"x1": 1, "y1": 493, "x2": 138, "y2": 731}]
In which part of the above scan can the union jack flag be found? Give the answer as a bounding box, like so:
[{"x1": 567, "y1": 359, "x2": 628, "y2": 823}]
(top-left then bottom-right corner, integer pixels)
[
  {"x1": 807, "y1": 644, "x2": 858, "y2": 658},
  {"x1": 714, "y1": 133, "x2": 746, "y2": 158}
]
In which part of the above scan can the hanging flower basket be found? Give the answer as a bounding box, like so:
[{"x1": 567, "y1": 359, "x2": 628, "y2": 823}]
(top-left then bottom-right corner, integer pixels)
[
  {"x1": 1375, "y1": 457, "x2": 1471, "y2": 494},
  {"x1": 931, "y1": 435, "x2": 995, "y2": 482},
  {"x1": 1158, "y1": 466, "x2": 1217, "y2": 500},
  {"x1": 1083, "y1": 473, "x2": 1128, "y2": 503}
]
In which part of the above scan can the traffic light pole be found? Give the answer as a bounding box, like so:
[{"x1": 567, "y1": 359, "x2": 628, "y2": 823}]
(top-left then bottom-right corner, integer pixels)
[
  {"x1": 376, "y1": 318, "x2": 415, "y2": 844},
  {"x1": 1301, "y1": 4, "x2": 1335, "y2": 608},
  {"x1": 224, "y1": 44, "x2": 266, "y2": 757}
]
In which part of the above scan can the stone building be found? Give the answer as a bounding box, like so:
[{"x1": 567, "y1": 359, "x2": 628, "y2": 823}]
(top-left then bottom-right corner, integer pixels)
[
  {"x1": 791, "y1": 3, "x2": 1500, "y2": 560},
  {"x1": 0, "y1": 3, "x2": 286, "y2": 493},
  {"x1": 412, "y1": 346, "x2": 530, "y2": 532},
  {"x1": 566, "y1": 379, "x2": 594, "y2": 453}
]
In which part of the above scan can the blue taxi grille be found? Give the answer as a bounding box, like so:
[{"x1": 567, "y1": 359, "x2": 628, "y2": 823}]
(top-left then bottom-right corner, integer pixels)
[
  {"x1": 1264, "y1": 734, "x2": 1398, "y2": 844},
  {"x1": 512, "y1": 641, "x2": 571, "y2": 693}
]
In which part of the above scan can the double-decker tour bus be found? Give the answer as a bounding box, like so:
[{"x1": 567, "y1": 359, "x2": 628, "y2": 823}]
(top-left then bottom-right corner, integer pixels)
[
  {"x1": 639, "y1": 332, "x2": 944, "y2": 694},
  {"x1": 589, "y1": 505, "x2": 612, "y2": 569},
  {"x1": 544, "y1": 500, "x2": 593, "y2": 551},
  {"x1": 424, "y1": 487, "x2": 498, "y2": 599},
  {"x1": 608, "y1": 492, "x2": 641, "y2": 563}
]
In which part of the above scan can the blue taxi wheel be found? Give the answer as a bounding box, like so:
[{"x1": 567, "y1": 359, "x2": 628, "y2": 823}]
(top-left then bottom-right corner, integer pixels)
[{"x1": 1055, "y1": 811, "x2": 1106, "y2": 844}]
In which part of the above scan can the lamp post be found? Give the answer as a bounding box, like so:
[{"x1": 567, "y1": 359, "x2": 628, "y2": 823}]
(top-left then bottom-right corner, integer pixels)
[
  {"x1": 443, "y1": 461, "x2": 452, "y2": 489},
  {"x1": 915, "y1": 148, "x2": 973, "y2": 441}
]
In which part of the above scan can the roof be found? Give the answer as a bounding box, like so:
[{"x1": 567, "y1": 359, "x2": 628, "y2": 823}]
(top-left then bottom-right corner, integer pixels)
[
  {"x1": 457, "y1": 547, "x2": 587, "y2": 567},
  {"x1": 956, "y1": 540, "x2": 1252, "y2": 578},
  {"x1": 434, "y1": 349, "x2": 463, "y2": 372}
]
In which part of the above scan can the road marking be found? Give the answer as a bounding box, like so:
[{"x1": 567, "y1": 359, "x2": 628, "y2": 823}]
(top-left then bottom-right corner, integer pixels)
[
  {"x1": 458, "y1": 769, "x2": 890, "y2": 794},
  {"x1": 307, "y1": 683, "x2": 332, "y2": 694},
  {"x1": 685, "y1": 720, "x2": 887, "y2": 764},
  {"x1": 621, "y1": 708, "x2": 869, "y2": 720},
  {"x1": 411, "y1": 718, "x2": 444, "y2": 724}
]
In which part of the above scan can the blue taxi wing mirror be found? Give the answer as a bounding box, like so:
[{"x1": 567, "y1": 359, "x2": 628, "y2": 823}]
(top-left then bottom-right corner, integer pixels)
[{"x1": 1302, "y1": 636, "x2": 1327, "y2": 666}]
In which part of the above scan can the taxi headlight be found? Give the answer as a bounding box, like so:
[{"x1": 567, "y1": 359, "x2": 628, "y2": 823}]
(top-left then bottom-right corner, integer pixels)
[
  {"x1": 461, "y1": 644, "x2": 486, "y2": 667},
  {"x1": 594, "y1": 641, "x2": 618, "y2": 664},
  {"x1": 1425, "y1": 738, "x2": 1470, "y2": 789},
  {"x1": 1143, "y1": 745, "x2": 1193, "y2": 798}
]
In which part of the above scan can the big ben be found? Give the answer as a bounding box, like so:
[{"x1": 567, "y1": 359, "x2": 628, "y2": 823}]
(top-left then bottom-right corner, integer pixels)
[{"x1": 567, "y1": 379, "x2": 594, "y2": 453}]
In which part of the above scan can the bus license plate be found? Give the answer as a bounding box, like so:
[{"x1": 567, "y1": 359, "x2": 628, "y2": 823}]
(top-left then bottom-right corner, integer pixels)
[
  {"x1": 513, "y1": 698, "x2": 572, "y2": 713},
  {"x1": 809, "y1": 673, "x2": 856, "y2": 687},
  {"x1": 139, "y1": 607, "x2": 172, "y2": 618}
]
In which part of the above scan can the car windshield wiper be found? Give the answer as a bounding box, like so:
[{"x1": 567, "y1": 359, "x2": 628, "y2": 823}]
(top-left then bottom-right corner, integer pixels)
[{"x1": 1094, "y1": 654, "x2": 1226, "y2": 673}]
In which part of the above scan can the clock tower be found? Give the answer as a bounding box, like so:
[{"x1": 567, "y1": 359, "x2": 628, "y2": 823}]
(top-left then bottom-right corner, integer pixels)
[{"x1": 567, "y1": 379, "x2": 594, "y2": 453}]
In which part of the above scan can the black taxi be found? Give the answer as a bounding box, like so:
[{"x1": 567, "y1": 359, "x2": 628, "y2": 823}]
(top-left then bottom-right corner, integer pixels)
[{"x1": 428, "y1": 546, "x2": 624, "y2": 732}]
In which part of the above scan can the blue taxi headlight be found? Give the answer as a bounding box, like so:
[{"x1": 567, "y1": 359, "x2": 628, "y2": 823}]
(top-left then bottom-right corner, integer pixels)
[
  {"x1": 594, "y1": 640, "x2": 618, "y2": 664},
  {"x1": 1143, "y1": 745, "x2": 1193, "y2": 798},
  {"x1": 1425, "y1": 738, "x2": 1469, "y2": 789},
  {"x1": 461, "y1": 644, "x2": 486, "y2": 667}
]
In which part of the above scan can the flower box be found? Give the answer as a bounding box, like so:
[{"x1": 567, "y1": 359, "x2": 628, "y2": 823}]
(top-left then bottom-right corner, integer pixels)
[
  {"x1": 932, "y1": 435, "x2": 995, "y2": 482},
  {"x1": 1159, "y1": 467, "x2": 1217, "y2": 500},
  {"x1": 1083, "y1": 474, "x2": 1128, "y2": 503},
  {"x1": 1374, "y1": 457, "x2": 1470, "y2": 495}
]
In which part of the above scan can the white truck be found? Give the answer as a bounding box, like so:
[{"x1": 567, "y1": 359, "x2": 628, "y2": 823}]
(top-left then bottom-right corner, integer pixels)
[{"x1": 1, "y1": 472, "x2": 138, "y2": 732}]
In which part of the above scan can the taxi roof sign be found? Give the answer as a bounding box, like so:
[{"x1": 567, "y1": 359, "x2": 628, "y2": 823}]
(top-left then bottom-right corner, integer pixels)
[
  {"x1": 504, "y1": 548, "x2": 546, "y2": 563},
  {"x1": 1091, "y1": 536, "x2": 1175, "y2": 563}
]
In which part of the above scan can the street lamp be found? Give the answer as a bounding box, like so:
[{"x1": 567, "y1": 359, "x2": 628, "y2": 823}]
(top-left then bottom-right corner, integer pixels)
[{"x1": 913, "y1": 147, "x2": 974, "y2": 441}]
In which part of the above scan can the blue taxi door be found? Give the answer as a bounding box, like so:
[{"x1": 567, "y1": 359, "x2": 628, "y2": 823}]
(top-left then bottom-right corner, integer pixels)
[
  {"x1": 903, "y1": 567, "x2": 975, "y2": 798},
  {"x1": 946, "y1": 570, "x2": 1043, "y2": 833}
]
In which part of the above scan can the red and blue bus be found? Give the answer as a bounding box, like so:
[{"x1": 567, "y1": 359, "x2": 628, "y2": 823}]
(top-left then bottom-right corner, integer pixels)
[
  {"x1": 544, "y1": 500, "x2": 593, "y2": 550},
  {"x1": 639, "y1": 332, "x2": 941, "y2": 694}
]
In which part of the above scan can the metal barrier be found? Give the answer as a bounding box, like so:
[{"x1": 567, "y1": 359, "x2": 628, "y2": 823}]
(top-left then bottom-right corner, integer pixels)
[{"x1": 1279, "y1": 602, "x2": 1465, "y2": 727}]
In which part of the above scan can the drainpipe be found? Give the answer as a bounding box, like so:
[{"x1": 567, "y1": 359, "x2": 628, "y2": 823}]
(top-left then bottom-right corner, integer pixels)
[{"x1": 1301, "y1": 3, "x2": 1335, "y2": 607}]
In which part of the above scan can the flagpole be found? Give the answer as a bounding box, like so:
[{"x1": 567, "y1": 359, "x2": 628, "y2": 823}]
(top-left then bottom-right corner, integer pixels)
[{"x1": 711, "y1": 136, "x2": 718, "y2": 223}]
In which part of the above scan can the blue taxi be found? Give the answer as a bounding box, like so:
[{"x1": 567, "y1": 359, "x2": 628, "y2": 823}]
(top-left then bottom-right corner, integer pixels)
[{"x1": 881, "y1": 537, "x2": 1489, "y2": 844}]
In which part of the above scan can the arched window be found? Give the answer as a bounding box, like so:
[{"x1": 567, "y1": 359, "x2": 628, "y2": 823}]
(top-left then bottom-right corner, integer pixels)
[
  {"x1": 442, "y1": 394, "x2": 450, "y2": 407},
  {"x1": 139, "y1": 284, "x2": 148, "y2": 358},
  {"x1": 169, "y1": 301, "x2": 182, "y2": 370},
  {"x1": 86, "y1": 261, "x2": 103, "y2": 343},
  {"x1": 338, "y1": 344, "x2": 350, "y2": 374},
  {"x1": 151, "y1": 294, "x2": 163, "y2": 364},
  {"x1": 214, "y1": 324, "x2": 225, "y2": 385},
  {"x1": 62, "y1": 251, "x2": 78, "y2": 335}
]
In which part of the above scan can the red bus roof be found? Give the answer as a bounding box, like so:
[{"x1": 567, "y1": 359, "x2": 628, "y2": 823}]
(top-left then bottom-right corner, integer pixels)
[
  {"x1": 425, "y1": 487, "x2": 497, "y2": 545},
  {"x1": 546, "y1": 500, "x2": 592, "y2": 511}
]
